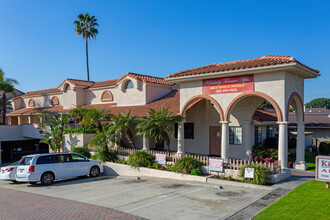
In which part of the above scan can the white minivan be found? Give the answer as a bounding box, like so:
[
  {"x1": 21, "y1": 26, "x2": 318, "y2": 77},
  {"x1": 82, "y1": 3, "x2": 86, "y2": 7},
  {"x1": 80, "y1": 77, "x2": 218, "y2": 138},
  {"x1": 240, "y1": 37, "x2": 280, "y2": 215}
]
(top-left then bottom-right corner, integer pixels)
[{"x1": 15, "y1": 153, "x2": 103, "y2": 185}]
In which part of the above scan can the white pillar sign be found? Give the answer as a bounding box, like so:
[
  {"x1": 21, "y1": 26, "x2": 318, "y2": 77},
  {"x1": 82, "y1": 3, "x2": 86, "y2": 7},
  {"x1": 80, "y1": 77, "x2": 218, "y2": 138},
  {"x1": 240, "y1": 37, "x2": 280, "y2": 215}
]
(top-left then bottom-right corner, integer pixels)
[
  {"x1": 316, "y1": 156, "x2": 330, "y2": 182},
  {"x1": 244, "y1": 168, "x2": 255, "y2": 178}
]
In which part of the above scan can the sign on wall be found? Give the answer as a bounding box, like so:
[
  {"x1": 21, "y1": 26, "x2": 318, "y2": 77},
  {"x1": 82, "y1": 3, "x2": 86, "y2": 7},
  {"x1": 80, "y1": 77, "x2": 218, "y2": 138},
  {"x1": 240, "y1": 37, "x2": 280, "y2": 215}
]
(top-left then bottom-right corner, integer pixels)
[
  {"x1": 209, "y1": 158, "x2": 223, "y2": 172},
  {"x1": 316, "y1": 156, "x2": 330, "y2": 182},
  {"x1": 202, "y1": 75, "x2": 254, "y2": 94},
  {"x1": 155, "y1": 153, "x2": 166, "y2": 165}
]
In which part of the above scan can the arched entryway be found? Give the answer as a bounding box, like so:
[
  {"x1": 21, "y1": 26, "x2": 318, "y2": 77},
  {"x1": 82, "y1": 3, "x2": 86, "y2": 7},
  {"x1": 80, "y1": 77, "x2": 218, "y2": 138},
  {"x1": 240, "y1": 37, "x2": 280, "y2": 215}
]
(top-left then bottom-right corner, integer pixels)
[
  {"x1": 287, "y1": 92, "x2": 307, "y2": 170},
  {"x1": 223, "y1": 91, "x2": 288, "y2": 168},
  {"x1": 177, "y1": 95, "x2": 224, "y2": 157}
]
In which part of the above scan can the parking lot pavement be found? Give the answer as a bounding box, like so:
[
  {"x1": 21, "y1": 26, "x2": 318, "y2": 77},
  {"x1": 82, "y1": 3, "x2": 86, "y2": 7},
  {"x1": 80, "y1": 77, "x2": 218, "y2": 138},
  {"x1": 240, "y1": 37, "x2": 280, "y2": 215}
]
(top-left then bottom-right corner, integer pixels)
[{"x1": 0, "y1": 176, "x2": 272, "y2": 220}]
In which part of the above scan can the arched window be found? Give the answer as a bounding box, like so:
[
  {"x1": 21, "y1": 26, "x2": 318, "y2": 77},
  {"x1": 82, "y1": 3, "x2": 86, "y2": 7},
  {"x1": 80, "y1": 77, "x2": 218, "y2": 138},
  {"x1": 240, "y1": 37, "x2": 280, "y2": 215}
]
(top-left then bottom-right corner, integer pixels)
[
  {"x1": 51, "y1": 96, "x2": 59, "y2": 105},
  {"x1": 124, "y1": 80, "x2": 134, "y2": 89},
  {"x1": 28, "y1": 99, "x2": 35, "y2": 107},
  {"x1": 101, "y1": 90, "x2": 113, "y2": 102},
  {"x1": 64, "y1": 84, "x2": 71, "y2": 92}
]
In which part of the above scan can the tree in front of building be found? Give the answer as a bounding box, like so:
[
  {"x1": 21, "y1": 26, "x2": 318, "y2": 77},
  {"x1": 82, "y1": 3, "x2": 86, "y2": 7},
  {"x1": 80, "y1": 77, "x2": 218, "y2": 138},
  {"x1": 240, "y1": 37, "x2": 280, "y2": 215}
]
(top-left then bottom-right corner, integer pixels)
[
  {"x1": 111, "y1": 111, "x2": 138, "y2": 149},
  {"x1": 0, "y1": 99, "x2": 12, "y2": 116},
  {"x1": 81, "y1": 107, "x2": 111, "y2": 132},
  {"x1": 136, "y1": 105, "x2": 182, "y2": 153},
  {"x1": 305, "y1": 97, "x2": 330, "y2": 109},
  {"x1": 73, "y1": 13, "x2": 99, "y2": 81},
  {"x1": 0, "y1": 68, "x2": 19, "y2": 125},
  {"x1": 40, "y1": 115, "x2": 68, "y2": 152}
]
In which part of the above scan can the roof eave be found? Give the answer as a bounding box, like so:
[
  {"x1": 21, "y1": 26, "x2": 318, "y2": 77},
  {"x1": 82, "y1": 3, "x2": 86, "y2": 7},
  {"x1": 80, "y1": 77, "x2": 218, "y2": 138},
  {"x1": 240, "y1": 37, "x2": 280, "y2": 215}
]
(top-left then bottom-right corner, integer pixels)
[{"x1": 166, "y1": 63, "x2": 319, "y2": 83}]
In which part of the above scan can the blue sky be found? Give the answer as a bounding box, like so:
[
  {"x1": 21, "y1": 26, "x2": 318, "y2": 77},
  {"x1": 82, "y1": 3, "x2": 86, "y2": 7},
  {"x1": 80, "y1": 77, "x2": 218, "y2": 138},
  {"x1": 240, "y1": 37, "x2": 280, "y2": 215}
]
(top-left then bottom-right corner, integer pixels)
[{"x1": 0, "y1": 0, "x2": 329, "y2": 103}]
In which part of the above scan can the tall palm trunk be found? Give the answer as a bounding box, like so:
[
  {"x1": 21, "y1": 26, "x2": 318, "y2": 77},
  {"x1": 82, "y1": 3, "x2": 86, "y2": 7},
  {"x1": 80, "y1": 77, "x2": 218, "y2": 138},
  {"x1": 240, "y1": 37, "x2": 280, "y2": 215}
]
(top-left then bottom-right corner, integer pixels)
[
  {"x1": 123, "y1": 128, "x2": 136, "y2": 149},
  {"x1": 86, "y1": 38, "x2": 90, "y2": 81},
  {"x1": 162, "y1": 132, "x2": 171, "y2": 153},
  {"x1": 2, "y1": 93, "x2": 6, "y2": 125}
]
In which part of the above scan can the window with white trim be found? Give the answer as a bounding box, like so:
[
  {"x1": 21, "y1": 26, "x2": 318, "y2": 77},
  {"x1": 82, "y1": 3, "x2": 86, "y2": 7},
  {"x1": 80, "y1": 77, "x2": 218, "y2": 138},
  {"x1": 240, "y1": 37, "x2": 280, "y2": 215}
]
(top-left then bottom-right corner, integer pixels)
[{"x1": 229, "y1": 126, "x2": 242, "y2": 145}]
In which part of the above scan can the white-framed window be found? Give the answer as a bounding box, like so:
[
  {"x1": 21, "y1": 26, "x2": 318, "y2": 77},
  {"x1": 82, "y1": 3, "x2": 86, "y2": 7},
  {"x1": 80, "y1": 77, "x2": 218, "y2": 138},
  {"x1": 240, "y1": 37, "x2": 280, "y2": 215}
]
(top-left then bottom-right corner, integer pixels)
[
  {"x1": 229, "y1": 126, "x2": 242, "y2": 145},
  {"x1": 124, "y1": 80, "x2": 134, "y2": 89}
]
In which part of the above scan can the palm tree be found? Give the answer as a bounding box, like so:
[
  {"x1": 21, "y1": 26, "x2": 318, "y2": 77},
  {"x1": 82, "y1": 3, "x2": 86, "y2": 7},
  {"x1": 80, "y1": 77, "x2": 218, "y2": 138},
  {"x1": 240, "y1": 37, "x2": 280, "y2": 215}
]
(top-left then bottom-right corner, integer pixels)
[
  {"x1": 70, "y1": 104, "x2": 88, "y2": 126},
  {"x1": 73, "y1": 13, "x2": 99, "y2": 81},
  {"x1": 81, "y1": 107, "x2": 111, "y2": 132},
  {"x1": 0, "y1": 69, "x2": 19, "y2": 124},
  {"x1": 40, "y1": 114, "x2": 68, "y2": 152},
  {"x1": 0, "y1": 99, "x2": 12, "y2": 115},
  {"x1": 111, "y1": 110, "x2": 138, "y2": 149},
  {"x1": 137, "y1": 105, "x2": 182, "y2": 153}
]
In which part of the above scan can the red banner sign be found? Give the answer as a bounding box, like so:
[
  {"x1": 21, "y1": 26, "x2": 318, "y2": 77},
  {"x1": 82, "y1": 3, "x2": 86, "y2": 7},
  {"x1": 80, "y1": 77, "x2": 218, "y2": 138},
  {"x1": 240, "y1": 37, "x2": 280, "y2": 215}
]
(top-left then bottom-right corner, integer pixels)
[{"x1": 202, "y1": 75, "x2": 254, "y2": 94}]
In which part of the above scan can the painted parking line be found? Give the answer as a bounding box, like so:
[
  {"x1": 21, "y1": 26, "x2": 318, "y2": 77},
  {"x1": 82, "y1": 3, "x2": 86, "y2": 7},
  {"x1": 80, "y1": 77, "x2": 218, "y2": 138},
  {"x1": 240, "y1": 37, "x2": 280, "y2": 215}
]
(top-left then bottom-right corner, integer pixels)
[
  {"x1": 125, "y1": 187, "x2": 205, "y2": 213},
  {"x1": 82, "y1": 182, "x2": 159, "y2": 202}
]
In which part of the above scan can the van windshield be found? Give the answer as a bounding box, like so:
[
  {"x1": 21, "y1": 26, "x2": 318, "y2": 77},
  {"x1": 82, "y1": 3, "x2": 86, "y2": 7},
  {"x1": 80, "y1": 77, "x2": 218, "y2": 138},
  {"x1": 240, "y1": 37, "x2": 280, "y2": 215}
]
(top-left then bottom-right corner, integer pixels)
[{"x1": 19, "y1": 157, "x2": 33, "y2": 166}]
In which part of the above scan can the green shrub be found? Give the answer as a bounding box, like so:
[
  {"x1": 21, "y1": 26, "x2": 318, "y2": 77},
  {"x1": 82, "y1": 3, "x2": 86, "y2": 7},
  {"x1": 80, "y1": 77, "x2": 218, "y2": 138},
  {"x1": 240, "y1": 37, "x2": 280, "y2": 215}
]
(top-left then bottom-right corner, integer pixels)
[
  {"x1": 71, "y1": 147, "x2": 91, "y2": 158},
  {"x1": 64, "y1": 124, "x2": 98, "y2": 134},
  {"x1": 172, "y1": 156, "x2": 202, "y2": 174},
  {"x1": 190, "y1": 168, "x2": 202, "y2": 176},
  {"x1": 239, "y1": 164, "x2": 271, "y2": 185},
  {"x1": 93, "y1": 150, "x2": 116, "y2": 162},
  {"x1": 319, "y1": 141, "x2": 330, "y2": 155},
  {"x1": 127, "y1": 150, "x2": 154, "y2": 168}
]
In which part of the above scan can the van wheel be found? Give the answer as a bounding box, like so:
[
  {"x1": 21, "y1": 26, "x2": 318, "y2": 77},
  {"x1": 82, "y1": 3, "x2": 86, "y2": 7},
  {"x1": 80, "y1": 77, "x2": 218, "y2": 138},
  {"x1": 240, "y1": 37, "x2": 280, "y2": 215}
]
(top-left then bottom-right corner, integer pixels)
[
  {"x1": 41, "y1": 172, "x2": 54, "y2": 185},
  {"x1": 90, "y1": 166, "x2": 100, "y2": 177}
]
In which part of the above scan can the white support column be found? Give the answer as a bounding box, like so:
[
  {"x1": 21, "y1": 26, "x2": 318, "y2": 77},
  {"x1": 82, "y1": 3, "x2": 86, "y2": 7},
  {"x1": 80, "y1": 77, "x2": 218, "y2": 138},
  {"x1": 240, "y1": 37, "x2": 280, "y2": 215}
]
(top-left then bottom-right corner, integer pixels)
[
  {"x1": 278, "y1": 122, "x2": 288, "y2": 169},
  {"x1": 294, "y1": 122, "x2": 308, "y2": 170},
  {"x1": 176, "y1": 120, "x2": 185, "y2": 157},
  {"x1": 28, "y1": 116, "x2": 32, "y2": 124},
  {"x1": 243, "y1": 120, "x2": 252, "y2": 161},
  {"x1": 221, "y1": 121, "x2": 229, "y2": 160},
  {"x1": 142, "y1": 134, "x2": 150, "y2": 150},
  {"x1": 18, "y1": 116, "x2": 22, "y2": 125}
]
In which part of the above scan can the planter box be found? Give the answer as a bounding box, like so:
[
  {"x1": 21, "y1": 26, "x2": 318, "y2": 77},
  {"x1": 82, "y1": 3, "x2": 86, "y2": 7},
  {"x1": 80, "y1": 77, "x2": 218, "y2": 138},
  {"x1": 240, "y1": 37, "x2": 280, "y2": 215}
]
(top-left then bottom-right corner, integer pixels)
[{"x1": 104, "y1": 162, "x2": 208, "y2": 183}]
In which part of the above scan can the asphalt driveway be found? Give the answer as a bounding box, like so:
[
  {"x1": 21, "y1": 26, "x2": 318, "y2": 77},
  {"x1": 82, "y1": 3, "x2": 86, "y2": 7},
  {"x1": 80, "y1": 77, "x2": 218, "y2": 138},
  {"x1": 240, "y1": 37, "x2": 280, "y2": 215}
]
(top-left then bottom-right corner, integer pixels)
[{"x1": 0, "y1": 175, "x2": 272, "y2": 220}]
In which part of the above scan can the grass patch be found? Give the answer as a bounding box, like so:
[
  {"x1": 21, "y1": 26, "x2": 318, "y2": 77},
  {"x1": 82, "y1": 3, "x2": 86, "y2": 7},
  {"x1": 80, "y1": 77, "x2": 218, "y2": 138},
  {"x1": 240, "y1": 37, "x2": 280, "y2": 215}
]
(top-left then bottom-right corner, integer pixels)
[{"x1": 254, "y1": 180, "x2": 330, "y2": 220}]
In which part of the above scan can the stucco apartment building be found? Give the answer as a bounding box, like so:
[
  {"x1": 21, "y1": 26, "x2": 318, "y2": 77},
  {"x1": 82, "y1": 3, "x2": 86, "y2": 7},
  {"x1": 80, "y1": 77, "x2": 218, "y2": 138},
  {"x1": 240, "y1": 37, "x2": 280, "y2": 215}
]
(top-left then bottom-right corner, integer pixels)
[{"x1": 5, "y1": 56, "x2": 320, "y2": 170}]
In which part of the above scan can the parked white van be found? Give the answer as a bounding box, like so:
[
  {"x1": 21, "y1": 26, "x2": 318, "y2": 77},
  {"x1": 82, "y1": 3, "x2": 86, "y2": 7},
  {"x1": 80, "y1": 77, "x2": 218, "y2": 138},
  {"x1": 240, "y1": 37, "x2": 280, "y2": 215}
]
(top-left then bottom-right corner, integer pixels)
[{"x1": 15, "y1": 153, "x2": 103, "y2": 185}]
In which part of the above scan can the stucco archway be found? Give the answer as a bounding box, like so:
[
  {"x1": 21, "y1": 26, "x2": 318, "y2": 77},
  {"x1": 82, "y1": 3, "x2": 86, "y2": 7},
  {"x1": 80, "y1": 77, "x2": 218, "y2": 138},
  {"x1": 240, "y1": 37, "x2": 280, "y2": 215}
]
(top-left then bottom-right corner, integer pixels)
[
  {"x1": 180, "y1": 94, "x2": 224, "y2": 121},
  {"x1": 225, "y1": 91, "x2": 283, "y2": 122},
  {"x1": 287, "y1": 92, "x2": 304, "y2": 122}
]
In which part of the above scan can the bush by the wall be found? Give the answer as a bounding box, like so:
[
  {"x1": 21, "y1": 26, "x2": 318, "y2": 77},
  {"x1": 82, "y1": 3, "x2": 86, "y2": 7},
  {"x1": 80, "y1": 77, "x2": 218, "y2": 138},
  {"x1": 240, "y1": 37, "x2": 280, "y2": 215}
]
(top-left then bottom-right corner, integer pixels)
[
  {"x1": 238, "y1": 164, "x2": 271, "y2": 185},
  {"x1": 127, "y1": 150, "x2": 154, "y2": 168},
  {"x1": 172, "y1": 156, "x2": 202, "y2": 174},
  {"x1": 190, "y1": 168, "x2": 202, "y2": 176},
  {"x1": 92, "y1": 150, "x2": 116, "y2": 162},
  {"x1": 64, "y1": 125, "x2": 98, "y2": 134},
  {"x1": 71, "y1": 147, "x2": 91, "y2": 158},
  {"x1": 319, "y1": 141, "x2": 330, "y2": 155}
]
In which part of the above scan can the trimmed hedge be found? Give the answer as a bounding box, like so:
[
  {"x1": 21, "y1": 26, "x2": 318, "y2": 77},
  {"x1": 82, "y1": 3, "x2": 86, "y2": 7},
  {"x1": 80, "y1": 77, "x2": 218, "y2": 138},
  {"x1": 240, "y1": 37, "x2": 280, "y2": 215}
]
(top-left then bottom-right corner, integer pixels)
[
  {"x1": 238, "y1": 164, "x2": 271, "y2": 185},
  {"x1": 127, "y1": 150, "x2": 154, "y2": 168},
  {"x1": 172, "y1": 156, "x2": 202, "y2": 174},
  {"x1": 71, "y1": 147, "x2": 91, "y2": 158}
]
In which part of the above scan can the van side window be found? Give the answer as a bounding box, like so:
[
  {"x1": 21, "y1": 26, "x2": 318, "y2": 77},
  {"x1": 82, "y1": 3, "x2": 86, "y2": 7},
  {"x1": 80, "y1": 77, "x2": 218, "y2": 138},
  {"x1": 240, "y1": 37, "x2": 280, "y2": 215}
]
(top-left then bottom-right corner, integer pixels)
[
  {"x1": 55, "y1": 154, "x2": 71, "y2": 163},
  {"x1": 71, "y1": 154, "x2": 86, "y2": 162},
  {"x1": 36, "y1": 155, "x2": 53, "y2": 164}
]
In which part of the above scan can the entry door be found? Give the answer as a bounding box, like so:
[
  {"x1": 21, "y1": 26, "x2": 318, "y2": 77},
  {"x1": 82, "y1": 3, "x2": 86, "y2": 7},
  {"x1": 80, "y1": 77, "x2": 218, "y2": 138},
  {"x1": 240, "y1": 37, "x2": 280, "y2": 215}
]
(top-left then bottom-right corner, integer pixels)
[{"x1": 209, "y1": 126, "x2": 221, "y2": 156}]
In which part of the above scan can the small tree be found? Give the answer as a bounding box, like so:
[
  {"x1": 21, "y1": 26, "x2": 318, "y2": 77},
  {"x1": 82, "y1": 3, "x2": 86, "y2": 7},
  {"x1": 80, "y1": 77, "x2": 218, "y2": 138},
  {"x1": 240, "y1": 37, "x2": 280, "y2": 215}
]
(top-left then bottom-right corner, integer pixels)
[
  {"x1": 137, "y1": 105, "x2": 182, "y2": 153},
  {"x1": 40, "y1": 114, "x2": 68, "y2": 152},
  {"x1": 111, "y1": 110, "x2": 138, "y2": 149},
  {"x1": 69, "y1": 104, "x2": 88, "y2": 127},
  {"x1": 81, "y1": 107, "x2": 111, "y2": 132}
]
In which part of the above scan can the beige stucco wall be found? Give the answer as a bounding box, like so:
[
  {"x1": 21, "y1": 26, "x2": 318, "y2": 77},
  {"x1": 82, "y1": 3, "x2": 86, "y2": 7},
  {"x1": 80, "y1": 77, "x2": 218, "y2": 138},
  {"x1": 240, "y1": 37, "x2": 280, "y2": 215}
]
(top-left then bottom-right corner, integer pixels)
[
  {"x1": 146, "y1": 84, "x2": 172, "y2": 103},
  {"x1": 22, "y1": 93, "x2": 63, "y2": 109}
]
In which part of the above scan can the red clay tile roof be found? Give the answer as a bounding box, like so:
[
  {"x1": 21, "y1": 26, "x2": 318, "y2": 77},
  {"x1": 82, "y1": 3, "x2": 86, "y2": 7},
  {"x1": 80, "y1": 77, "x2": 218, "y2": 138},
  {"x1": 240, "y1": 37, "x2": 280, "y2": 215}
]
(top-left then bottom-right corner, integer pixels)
[
  {"x1": 7, "y1": 106, "x2": 70, "y2": 115},
  {"x1": 86, "y1": 89, "x2": 180, "y2": 117},
  {"x1": 57, "y1": 78, "x2": 95, "y2": 88},
  {"x1": 117, "y1": 72, "x2": 174, "y2": 86},
  {"x1": 252, "y1": 109, "x2": 278, "y2": 122},
  {"x1": 89, "y1": 79, "x2": 118, "y2": 88},
  {"x1": 167, "y1": 56, "x2": 319, "y2": 78},
  {"x1": 19, "y1": 88, "x2": 61, "y2": 97}
]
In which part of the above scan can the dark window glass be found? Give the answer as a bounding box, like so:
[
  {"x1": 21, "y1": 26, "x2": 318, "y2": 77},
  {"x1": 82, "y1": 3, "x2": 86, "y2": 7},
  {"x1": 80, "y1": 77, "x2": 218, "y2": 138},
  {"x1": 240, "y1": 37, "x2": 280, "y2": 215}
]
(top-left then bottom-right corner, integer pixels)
[
  {"x1": 55, "y1": 154, "x2": 71, "y2": 163},
  {"x1": 36, "y1": 155, "x2": 53, "y2": 164},
  {"x1": 184, "y1": 123, "x2": 194, "y2": 139},
  {"x1": 254, "y1": 126, "x2": 262, "y2": 145},
  {"x1": 174, "y1": 123, "x2": 178, "y2": 138},
  {"x1": 229, "y1": 126, "x2": 242, "y2": 145}
]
